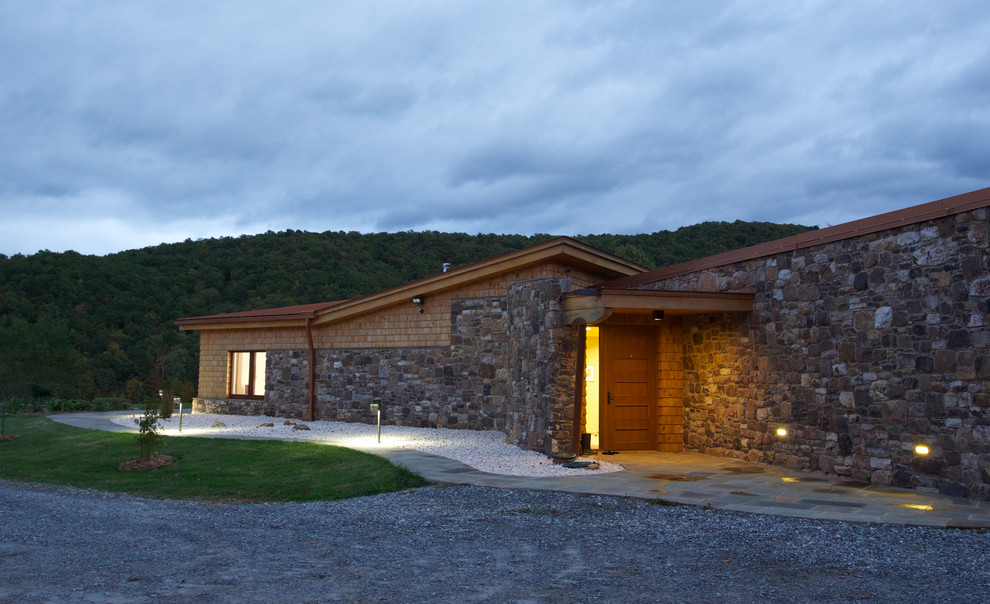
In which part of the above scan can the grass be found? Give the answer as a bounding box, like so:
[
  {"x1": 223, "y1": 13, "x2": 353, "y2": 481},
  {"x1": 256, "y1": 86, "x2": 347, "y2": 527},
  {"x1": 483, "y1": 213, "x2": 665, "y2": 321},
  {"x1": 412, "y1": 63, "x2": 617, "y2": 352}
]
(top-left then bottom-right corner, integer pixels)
[{"x1": 0, "y1": 416, "x2": 426, "y2": 502}]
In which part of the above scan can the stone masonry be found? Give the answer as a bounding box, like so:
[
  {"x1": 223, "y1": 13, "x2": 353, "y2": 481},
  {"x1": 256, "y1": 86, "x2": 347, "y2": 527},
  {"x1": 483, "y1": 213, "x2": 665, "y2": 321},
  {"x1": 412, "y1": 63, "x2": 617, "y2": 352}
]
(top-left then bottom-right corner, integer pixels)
[
  {"x1": 644, "y1": 207, "x2": 990, "y2": 499},
  {"x1": 502, "y1": 278, "x2": 577, "y2": 454},
  {"x1": 197, "y1": 277, "x2": 578, "y2": 455}
]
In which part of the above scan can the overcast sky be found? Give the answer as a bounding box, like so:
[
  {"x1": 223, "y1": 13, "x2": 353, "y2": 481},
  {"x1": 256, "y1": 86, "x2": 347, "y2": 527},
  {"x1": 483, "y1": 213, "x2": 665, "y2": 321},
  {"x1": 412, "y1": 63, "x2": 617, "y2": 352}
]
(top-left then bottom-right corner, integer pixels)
[{"x1": 2, "y1": 1, "x2": 988, "y2": 256}]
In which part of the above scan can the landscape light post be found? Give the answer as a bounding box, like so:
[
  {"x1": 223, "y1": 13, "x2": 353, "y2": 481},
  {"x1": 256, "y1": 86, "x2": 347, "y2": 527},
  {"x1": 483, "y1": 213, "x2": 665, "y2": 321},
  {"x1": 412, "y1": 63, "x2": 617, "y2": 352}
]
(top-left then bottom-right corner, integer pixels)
[
  {"x1": 174, "y1": 396, "x2": 183, "y2": 432},
  {"x1": 370, "y1": 401, "x2": 382, "y2": 443}
]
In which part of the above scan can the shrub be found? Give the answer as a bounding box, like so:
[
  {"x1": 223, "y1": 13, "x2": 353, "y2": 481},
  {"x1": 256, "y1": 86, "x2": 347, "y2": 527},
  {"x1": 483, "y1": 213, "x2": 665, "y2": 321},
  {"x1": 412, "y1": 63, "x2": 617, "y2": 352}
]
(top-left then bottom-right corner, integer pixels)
[
  {"x1": 91, "y1": 396, "x2": 129, "y2": 411},
  {"x1": 176, "y1": 379, "x2": 196, "y2": 405},
  {"x1": 5, "y1": 397, "x2": 30, "y2": 414},
  {"x1": 48, "y1": 398, "x2": 88, "y2": 413},
  {"x1": 159, "y1": 388, "x2": 174, "y2": 420}
]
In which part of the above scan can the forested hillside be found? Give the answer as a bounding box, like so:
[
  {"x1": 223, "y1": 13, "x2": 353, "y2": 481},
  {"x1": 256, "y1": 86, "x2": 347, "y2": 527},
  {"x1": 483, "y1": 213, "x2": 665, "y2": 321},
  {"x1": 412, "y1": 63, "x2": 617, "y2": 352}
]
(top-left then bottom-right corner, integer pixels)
[{"x1": 0, "y1": 220, "x2": 812, "y2": 401}]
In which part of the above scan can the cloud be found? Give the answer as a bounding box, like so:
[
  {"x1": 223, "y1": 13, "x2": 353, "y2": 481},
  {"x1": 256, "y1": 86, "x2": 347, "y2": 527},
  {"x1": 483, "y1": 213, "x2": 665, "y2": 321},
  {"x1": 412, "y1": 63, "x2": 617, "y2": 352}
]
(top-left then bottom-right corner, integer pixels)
[{"x1": 1, "y1": 1, "x2": 988, "y2": 255}]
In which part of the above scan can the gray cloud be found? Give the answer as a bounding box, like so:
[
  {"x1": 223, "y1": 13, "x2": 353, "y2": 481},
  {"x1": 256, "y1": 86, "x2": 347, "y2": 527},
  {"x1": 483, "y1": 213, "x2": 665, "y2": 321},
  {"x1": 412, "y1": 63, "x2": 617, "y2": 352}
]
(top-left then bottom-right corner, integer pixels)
[{"x1": 1, "y1": 0, "x2": 988, "y2": 255}]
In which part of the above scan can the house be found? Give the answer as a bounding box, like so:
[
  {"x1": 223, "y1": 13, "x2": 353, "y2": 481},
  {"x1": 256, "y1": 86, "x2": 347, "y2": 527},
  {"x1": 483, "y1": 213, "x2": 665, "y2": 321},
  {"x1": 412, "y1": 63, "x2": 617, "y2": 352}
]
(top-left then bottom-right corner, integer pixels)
[
  {"x1": 175, "y1": 238, "x2": 649, "y2": 451},
  {"x1": 177, "y1": 186, "x2": 990, "y2": 499}
]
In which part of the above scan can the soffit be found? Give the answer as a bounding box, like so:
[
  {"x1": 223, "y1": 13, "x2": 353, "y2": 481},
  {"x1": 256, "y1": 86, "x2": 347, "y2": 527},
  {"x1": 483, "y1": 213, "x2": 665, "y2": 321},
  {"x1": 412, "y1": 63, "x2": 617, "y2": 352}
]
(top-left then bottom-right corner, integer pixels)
[{"x1": 564, "y1": 288, "x2": 755, "y2": 325}]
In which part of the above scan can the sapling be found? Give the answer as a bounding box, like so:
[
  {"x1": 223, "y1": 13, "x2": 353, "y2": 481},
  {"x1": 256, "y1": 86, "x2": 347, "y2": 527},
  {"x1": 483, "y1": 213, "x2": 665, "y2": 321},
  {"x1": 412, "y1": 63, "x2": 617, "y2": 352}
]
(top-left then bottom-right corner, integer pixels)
[{"x1": 133, "y1": 402, "x2": 164, "y2": 459}]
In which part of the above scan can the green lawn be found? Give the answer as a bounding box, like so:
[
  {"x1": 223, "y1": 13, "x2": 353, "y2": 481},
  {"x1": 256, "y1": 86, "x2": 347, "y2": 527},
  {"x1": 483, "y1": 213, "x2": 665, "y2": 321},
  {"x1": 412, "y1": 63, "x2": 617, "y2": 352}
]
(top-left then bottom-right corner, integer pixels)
[{"x1": 0, "y1": 416, "x2": 426, "y2": 502}]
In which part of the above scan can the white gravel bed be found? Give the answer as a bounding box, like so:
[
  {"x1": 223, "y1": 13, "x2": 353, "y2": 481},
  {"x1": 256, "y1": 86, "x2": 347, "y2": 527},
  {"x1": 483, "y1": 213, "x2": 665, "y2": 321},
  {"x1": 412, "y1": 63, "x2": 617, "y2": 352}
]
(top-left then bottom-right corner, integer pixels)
[{"x1": 110, "y1": 412, "x2": 623, "y2": 477}]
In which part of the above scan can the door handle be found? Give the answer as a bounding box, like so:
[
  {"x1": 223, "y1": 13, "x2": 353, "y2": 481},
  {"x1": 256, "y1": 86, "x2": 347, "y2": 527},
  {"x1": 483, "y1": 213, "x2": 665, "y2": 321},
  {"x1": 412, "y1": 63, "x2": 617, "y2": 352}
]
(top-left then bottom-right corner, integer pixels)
[{"x1": 607, "y1": 392, "x2": 612, "y2": 405}]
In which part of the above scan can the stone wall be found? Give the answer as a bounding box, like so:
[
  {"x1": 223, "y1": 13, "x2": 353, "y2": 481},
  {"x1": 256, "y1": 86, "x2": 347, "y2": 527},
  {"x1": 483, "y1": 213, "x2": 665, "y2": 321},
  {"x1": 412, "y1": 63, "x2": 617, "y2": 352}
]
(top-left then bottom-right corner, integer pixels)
[
  {"x1": 259, "y1": 296, "x2": 508, "y2": 429},
  {"x1": 644, "y1": 207, "x2": 990, "y2": 499},
  {"x1": 196, "y1": 278, "x2": 580, "y2": 455},
  {"x1": 503, "y1": 278, "x2": 577, "y2": 454}
]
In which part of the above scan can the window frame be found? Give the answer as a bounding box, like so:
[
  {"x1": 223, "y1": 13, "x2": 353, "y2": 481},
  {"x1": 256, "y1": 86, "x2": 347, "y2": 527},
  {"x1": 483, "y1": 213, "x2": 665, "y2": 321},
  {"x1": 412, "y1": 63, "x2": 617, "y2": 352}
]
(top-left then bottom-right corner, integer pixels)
[{"x1": 228, "y1": 350, "x2": 266, "y2": 399}]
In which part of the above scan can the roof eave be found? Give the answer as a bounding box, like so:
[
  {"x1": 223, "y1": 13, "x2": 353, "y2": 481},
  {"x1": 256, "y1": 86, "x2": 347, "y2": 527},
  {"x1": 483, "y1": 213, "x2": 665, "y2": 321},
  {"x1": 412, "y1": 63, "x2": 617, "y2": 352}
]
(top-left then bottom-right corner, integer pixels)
[
  {"x1": 311, "y1": 237, "x2": 646, "y2": 326},
  {"x1": 175, "y1": 316, "x2": 311, "y2": 331},
  {"x1": 605, "y1": 186, "x2": 990, "y2": 289}
]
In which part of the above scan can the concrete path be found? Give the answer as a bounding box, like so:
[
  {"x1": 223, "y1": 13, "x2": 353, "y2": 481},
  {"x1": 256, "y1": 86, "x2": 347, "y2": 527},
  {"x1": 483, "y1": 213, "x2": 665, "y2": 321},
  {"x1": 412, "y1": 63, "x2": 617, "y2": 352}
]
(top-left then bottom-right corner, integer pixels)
[{"x1": 50, "y1": 410, "x2": 990, "y2": 528}]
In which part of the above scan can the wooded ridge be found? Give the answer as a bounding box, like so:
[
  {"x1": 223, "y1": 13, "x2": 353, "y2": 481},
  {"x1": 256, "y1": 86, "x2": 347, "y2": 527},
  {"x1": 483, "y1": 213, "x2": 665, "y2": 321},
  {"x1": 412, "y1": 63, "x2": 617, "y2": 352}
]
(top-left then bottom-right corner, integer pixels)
[{"x1": 0, "y1": 220, "x2": 812, "y2": 400}]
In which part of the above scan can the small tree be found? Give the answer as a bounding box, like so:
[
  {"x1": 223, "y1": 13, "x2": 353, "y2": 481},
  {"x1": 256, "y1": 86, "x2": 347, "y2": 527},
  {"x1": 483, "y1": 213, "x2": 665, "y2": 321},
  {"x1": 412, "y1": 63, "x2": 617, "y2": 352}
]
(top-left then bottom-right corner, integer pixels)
[{"x1": 133, "y1": 402, "x2": 163, "y2": 459}]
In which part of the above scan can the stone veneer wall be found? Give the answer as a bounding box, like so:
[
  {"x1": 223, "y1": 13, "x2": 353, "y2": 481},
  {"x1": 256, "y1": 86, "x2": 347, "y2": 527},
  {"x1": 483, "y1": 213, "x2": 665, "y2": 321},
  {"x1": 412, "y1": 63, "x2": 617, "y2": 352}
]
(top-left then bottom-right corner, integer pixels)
[
  {"x1": 197, "y1": 277, "x2": 578, "y2": 455},
  {"x1": 266, "y1": 296, "x2": 508, "y2": 430},
  {"x1": 503, "y1": 278, "x2": 577, "y2": 454},
  {"x1": 645, "y1": 207, "x2": 990, "y2": 499}
]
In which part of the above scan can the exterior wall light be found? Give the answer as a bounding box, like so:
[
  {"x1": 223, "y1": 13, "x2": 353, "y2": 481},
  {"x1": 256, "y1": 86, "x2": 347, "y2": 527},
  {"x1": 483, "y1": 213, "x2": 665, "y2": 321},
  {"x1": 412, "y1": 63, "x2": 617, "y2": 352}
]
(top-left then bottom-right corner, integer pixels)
[
  {"x1": 411, "y1": 296, "x2": 424, "y2": 313},
  {"x1": 915, "y1": 444, "x2": 930, "y2": 455},
  {"x1": 652, "y1": 310, "x2": 665, "y2": 321},
  {"x1": 776, "y1": 427, "x2": 787, "y2": 437}
]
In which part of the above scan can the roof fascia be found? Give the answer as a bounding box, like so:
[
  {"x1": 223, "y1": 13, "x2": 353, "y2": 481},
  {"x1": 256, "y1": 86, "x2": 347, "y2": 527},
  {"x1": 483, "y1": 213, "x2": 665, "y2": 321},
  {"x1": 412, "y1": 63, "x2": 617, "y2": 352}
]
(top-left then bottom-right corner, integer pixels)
[{"x1": 177, "y1": 318, "x2": 309, "y2": 331}]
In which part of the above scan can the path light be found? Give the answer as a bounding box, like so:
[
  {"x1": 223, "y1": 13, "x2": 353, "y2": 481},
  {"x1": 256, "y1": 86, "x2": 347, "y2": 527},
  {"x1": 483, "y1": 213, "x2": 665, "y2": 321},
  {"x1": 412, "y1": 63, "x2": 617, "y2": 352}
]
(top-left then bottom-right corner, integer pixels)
[
  {"x1": 174, "y1": 396, "x2": 183, "y2": 432},
  {"x1": 915, "y1": 444, "x2": 930, "y2": 455},
  {"x1": 776, "y1": 427, "x2": 787, "y2": 437},
  {"x1": 370, "y1": 401, "x2": 382, "y2": 443}
]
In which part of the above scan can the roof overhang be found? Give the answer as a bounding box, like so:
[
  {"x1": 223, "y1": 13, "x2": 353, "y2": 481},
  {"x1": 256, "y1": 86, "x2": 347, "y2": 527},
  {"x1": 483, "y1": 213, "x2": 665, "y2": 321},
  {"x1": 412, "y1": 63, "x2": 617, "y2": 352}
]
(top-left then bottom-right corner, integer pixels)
[
  {"x1": 605, "y1": 186, "x2": 990, "y2": 290},
  {"x1": 308, "y1": 238, "x2": 645, "y2": 327},
  {"x1": 176, "y1": 237, "x2": 648, "y2": 331},
  {"x1": 563, "y1": 288, "x2": 755, "y2": 325},
  {"x1": 175, "y1": 301, "x2": 347, "y2": 331}
]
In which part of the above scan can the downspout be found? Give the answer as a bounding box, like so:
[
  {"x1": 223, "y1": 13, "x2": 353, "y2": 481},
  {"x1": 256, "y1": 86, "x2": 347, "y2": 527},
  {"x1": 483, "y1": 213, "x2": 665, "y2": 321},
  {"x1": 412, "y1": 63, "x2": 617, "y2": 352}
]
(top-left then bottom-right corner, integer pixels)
[
  {"x1": 571, "y1": 319, "x2": 587, "y2": 455},
  {"x1": 305, "y1": 316, "x2": 316, "y2": 422}
]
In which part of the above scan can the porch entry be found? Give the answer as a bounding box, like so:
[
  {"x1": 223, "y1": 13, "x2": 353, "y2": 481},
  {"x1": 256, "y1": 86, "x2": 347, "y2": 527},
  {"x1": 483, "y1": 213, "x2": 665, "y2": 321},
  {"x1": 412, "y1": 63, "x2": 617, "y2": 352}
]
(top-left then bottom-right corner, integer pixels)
[{"x1": 583, "y1": 318, "x2": 684, "y2": 452}]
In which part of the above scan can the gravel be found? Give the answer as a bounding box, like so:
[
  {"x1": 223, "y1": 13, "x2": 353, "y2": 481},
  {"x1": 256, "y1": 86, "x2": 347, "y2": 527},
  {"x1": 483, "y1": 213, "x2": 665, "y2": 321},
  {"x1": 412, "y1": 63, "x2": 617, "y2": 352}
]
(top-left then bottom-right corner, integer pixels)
[
  {"x1": 1, "y1": 479, "x2": 988, "y2": 603},
  {"x1": 110, "y1": 412, "x2": 624, "y2": 477}
]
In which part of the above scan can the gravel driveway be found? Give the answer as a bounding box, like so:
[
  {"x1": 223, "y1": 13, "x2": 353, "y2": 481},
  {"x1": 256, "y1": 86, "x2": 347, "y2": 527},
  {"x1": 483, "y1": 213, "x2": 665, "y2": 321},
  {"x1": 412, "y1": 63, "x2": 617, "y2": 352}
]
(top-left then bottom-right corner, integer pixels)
[{"x1": 1, "y1": 479, "x2": 988, "y2": 603}]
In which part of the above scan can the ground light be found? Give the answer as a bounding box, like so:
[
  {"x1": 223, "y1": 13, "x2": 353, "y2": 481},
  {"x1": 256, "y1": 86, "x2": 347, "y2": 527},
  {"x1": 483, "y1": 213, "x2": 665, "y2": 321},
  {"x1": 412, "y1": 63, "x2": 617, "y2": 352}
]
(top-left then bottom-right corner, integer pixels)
[
  {"x1": 776, "y1": 427, "x2": 787, "y2": 437},
  {"x1": 915, "y1": 444, "x2": 930, "y2": 455}
]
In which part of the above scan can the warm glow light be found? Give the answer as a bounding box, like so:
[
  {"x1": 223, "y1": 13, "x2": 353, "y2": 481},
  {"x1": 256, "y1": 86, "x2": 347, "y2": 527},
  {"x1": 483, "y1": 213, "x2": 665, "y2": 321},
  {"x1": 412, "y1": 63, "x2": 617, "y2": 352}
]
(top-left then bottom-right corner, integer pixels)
[
  {"x1": 915, "y1": 444, "x2": 930, "y2": 455},
  {"x1": 776, "y1": 427, "x2": 787, "y2": 437},
  {"x1": 897, "y1": 504, "x2": 934, "y2": 511}
]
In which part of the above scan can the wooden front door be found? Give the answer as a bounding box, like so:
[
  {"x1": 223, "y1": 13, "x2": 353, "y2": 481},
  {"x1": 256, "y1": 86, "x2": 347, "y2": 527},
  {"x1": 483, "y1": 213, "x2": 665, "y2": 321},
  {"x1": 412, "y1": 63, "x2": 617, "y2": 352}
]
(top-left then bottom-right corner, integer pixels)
[{"x1": 602, "y1": 325, "x2": 656, "y2": 450}]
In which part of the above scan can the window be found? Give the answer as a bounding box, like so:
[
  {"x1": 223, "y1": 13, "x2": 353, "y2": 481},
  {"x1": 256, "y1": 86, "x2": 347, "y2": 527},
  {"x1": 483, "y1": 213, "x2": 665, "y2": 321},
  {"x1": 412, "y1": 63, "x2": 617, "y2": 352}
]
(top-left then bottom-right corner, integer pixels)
[{"x1": 229, "y1": 351, "x2": 266, "y2": 398}]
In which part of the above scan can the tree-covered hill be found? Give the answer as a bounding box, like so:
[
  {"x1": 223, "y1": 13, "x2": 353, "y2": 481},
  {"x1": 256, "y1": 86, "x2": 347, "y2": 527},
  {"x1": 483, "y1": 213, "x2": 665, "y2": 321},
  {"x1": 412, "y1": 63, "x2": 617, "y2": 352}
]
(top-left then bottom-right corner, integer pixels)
[{"x1": 0, "y1": 220, "x2": 812, "y2": 400}]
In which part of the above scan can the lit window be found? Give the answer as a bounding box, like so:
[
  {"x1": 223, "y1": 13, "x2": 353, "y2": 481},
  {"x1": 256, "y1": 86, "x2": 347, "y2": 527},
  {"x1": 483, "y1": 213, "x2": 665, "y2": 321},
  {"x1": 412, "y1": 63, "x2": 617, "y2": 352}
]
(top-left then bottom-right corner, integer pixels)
[{"x1": 230, "y1": 351, "x2": 266, "y2": 398}]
